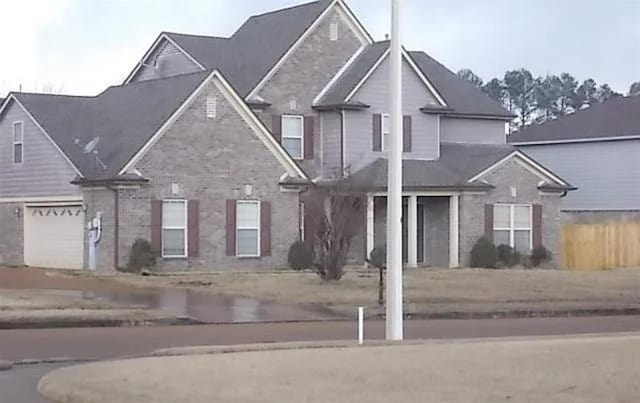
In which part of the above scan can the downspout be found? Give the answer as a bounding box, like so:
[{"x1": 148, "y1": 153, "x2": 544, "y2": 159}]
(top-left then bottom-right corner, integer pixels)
[{"x1": 106, "y1": 185, "x2": 120, "y2": 269}]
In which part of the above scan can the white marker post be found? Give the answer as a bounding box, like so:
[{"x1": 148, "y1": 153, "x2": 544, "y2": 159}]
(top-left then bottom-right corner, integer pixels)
[
  {"x1": 358, "y1": 306, "x2": 364, "y2": 345},
  {"x1": 386, "y1": 0, "x2": 404, "y2": 341}
]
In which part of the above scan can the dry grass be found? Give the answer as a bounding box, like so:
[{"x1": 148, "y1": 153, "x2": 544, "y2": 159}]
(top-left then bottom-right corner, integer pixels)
[{"x1": 104, "y1": 267, "x2": 640, "y2": 313}]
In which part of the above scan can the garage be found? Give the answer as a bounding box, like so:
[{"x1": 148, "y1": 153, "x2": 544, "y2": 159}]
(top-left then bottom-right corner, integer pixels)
[{"x1": 24, "y1": 204, "x2": 85, "y2": 270}]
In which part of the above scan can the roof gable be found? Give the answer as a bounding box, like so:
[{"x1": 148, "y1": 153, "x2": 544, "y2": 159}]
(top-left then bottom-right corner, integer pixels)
[
  {"x1": 119, "y1": 70, "x2": 308, "y2": 180},
  {"x1": 508, "y1": 95, "x2": 640, "y2": 144},
  {"x1": 13, "y1": 72, "x2": 210, "y2": 179},
  {"x1": 124, "y1": 0, "x2": 372, "y2": 98}
]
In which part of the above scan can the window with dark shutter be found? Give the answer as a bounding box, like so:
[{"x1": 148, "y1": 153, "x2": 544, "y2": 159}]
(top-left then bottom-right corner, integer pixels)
[
  {"x1": 403, "y1": 115, "x2": 412, "y2": 152},
  {"x1": 187, "y1": 200, "x2": 199, "y2": 257},
  {"x1": 372, "y1": 114, "x2": 382, "y2": 151},
  {"x1": 271, "y1": 115, "x2": 282, "y2": 143},
  {"x1": 532, "y1": 204, "x2": 542, "y2": 248},
  {"x1": 225, "y1": 199, "x2": 236, "y2": 256},
  {"x1": 303, "y1": 116, "x2": 314, "y2": 159},
  {"x1": 260, "y1": 202, "x2": 271, "y2": 256},
  {"x1": 484, "y1": 204, "x2": 494, "y2": 241},
  {"x1": 151, "y1": 200, "x2": 163, "y2": 255}
]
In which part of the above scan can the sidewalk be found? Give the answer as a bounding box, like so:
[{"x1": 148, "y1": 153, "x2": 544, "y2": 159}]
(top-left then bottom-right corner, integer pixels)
[{"x1": 38, "y1": 333, "x2": 640, "y2": 403}]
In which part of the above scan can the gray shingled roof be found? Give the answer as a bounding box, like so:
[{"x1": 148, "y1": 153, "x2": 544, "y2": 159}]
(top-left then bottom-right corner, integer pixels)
[
  {"x1": 13, "y1": 71, "x2": 210, "y2": 179},
  {"x1": 316, "y1": 41, "x2": 512, "y2": 119},
  {"x1": 166, "y1": 0, "x2": 332, "y2": 97},
  {"x1": 344, "y1": 143, "x2": 517, "y2": 190},
  {"x1": 508, "y1": 95, "x2": 640, "y2": 144},
  {"x1": 408, "y1": 51, "x2": 514, "y2": 118},
  {"x1": 318, "y1": 41, "x2": 389, "y2": 106}
]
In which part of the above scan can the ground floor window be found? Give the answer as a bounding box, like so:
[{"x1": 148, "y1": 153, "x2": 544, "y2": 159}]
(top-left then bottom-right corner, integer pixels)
[
  {"x1": 236, "y1": 200, "x2": 260, "y2": 256},
  {"x1": 493, "y1": 204, "x2": 532, "y2": 252},
  {"x1": 162, "y1": 200, "x2": 187, "y2": 257}
]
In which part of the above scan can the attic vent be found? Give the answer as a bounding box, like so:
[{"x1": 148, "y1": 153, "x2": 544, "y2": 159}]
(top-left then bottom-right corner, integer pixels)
[
  {"x1": 206, "y1": 96, "x2": 217, "y2": 119},
  {"x1": 289, "y1": 97, "x2": 297, "y2": 111},
  {"x1": 330, "y1": 21, "x2": 338, "y2": 41}
]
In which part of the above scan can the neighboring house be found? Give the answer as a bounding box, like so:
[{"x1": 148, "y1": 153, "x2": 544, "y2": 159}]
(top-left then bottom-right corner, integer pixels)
[
  {"x1": 0, "y1": 0, "x2": 572, "y2": 272},
  {"x1": 509, "y1": 96, "x2": 640, "y2": 223}
]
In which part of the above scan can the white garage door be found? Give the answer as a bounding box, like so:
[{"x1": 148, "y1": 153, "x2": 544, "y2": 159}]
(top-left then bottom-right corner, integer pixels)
[{"x1": 24, "y1": 205, "x2": 85, "y2": 270}]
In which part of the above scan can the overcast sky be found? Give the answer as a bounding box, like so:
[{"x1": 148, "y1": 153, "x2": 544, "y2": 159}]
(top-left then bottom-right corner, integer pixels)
[{"x1": 1, "y1": 0, "x2": 638, "y2": 98}]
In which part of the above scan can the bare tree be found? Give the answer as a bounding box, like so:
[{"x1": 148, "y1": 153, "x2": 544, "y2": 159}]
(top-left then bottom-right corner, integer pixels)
[{"x1": 304, "y1": 178, "x2": 365, "y2": 281}]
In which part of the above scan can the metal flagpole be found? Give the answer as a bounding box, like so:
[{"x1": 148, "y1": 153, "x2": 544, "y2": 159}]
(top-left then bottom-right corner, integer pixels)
[{"x1": 386, "y1": 0, "x2": 403, "y2": 341}]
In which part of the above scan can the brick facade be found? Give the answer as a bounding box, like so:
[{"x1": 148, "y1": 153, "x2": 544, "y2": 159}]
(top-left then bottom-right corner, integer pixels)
[
  {"x1": 459, "y1": 159, "x2": 563, "y2": 265},
  {"x1": 112, "y1": 80, "x2": 300, "y2": 271},
  {"x1": 256, "y1": 7, "x2": 362, "y2": 177}
]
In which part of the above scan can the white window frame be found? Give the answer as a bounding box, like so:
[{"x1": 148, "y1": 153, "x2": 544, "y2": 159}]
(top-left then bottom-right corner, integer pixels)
[
  {"x1": 281, "y1": 115, "x2": 304, "y2": 160},
  {"x1": 381, "y1": 114, "x2": 390, "y2": 151},
  {"x1": 236, "y1": 200, "x2": 261, "y2": 257},
  {"x1": 162, "y1": 199, "x2": 188, "y2": 258},
  {"x1": 493, "y1": 203, "x2": 532, "y2": 251},
  {"x1": 13, "y1": 121, "x2": 23, "y2": 164}
]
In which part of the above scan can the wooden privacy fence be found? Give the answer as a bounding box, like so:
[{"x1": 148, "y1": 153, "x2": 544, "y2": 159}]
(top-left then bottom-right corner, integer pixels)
[{"x1": 562, "y1": 221, "x2": 640, "y2": 270}]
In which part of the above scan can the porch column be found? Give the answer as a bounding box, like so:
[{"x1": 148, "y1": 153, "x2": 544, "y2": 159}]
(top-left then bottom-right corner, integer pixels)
[
  {"x1": 407, "y1": 195, "x2": 418, "y2": 268},
  {"x1": 366, "y1": 194, "x2": 374, "y2": 265},
  {"x1": 449, "y1": 195, "x2": 460, "y2": 267}
]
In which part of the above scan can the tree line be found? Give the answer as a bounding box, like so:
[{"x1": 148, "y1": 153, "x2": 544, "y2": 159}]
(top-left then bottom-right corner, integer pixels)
[{"x1": 457, "y1": 68, "x2": 640, "y2": 129}]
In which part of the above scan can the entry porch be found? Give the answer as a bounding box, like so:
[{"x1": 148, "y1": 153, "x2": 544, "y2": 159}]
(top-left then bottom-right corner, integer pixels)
[{"x1": 365, "y1": 192, "x2": 460, "y2": 268}]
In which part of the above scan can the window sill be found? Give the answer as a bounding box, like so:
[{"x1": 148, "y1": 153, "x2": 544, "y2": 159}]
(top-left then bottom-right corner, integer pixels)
[
  {"x1": 237, "y1": 256, "x2": 262, "y2": 260},
  {"x1": 162, "y1": 256, "x2": 188, "y2": 261}
]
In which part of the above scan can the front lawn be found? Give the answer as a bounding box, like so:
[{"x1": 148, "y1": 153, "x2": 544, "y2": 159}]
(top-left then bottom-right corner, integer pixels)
[{"x1": 102, "y1": 267, "x2": 640, "y2": 316}]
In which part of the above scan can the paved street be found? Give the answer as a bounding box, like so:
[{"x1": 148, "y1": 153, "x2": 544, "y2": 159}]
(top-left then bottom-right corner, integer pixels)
[{"x1": 3, "y1": 316, "x2": 640, "y2": 402}]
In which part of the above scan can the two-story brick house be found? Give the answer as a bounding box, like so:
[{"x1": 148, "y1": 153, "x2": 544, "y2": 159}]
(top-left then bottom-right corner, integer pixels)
[{"x1": 0, "y1": 0, "x2": 573, "y2": 271}]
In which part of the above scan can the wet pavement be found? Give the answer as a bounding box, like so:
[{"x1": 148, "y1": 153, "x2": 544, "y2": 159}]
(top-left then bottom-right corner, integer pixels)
[
  {"x1": 0, "y1": 267, "x2": 342, "y2": 323},
  {"x1": 0, "y1": 363, "x2": 61, "y2": 403}
]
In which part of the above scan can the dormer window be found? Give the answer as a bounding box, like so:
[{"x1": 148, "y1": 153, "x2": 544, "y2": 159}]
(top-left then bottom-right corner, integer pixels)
[
  {"x1": 13, "y1": 121, "x2": 23, "y2": 164},
  {"x1": 281, "y1": 115, "x2": 304, "y2": 159}
]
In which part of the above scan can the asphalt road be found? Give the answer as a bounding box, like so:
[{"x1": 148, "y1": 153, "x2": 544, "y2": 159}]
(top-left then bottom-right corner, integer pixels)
[{"x1": 3, "y1": 316, "x2": 640, "y2": 402}]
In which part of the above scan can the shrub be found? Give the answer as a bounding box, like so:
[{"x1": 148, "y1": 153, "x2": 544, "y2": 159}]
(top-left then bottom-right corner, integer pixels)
[
  {"x1": 369, "y1": 245, "x2": 387, "y2": 269},
  {"x1": 470, "y1": 237, "x2": 498, "y2": 268},
  {"x1": 288, "y1": 240, "x2": 313, "y2": 270},
  {"x1": 496, "y1": 244, "x2": 521, "y2": 267},
  {"x1": 127, "y1": 238, "x2": 156, "y2": 274},
  {"x1": 530, "y1": 246, "x2": 552, "y2": 267}
]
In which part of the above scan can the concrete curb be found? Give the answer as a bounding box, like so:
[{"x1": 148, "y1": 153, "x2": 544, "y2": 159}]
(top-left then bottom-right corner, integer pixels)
[
  {"x1": 152, "y1": 331, "x2": 640, "y2": 357},
  {"x1": 0, "y1": 359, "x2": 13, "y2": 371},
  {"x1": 0, "y1": 316, "x2": 202, "y2": 330}
]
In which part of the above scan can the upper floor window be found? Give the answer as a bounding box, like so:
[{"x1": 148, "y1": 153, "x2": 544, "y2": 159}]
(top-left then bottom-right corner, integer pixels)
[
  {"x1": 162, "y1": 200, "x2": 187, "y2": 258},
  {"x1": 493, "y1": 204, "x2": 532, "y2": 252},
  {"x1": 237, "y1": 200, "x2": 260, "y2": 257},
  {"x1": 281, "y1": 115, "x2": 304, "y2": 159},
  {"x1": 13, "y1": 122, "x2": 23, "y2": 164},
  {"x1": 381, "y1": 114, "x2": 390, "y2": 151}
]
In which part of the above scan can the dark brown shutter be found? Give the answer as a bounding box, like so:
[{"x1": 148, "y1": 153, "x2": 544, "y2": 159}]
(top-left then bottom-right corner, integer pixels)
[
  {"x1": 304, "y1": 116, "x2": 314, "y2": 159},
  {"x1": 187, "y1": 200, "x2": 199, "y2": 257},
  {"x1": 260, "y1": 201, "x2": 271, "y2": 256},
  {"x1": 372, "y1": 113, "x2": 382, "y2": 151},
  {"x1": 403, "y1": 115, "x2": 412, "y2": 152},
  {"x1": 150, "y1": 200, "x2": 162, "y2": 255},
  {"x1": 532, "y1": 204, "x2": 543, "y2": 248},
  {"x1": 225, "y1": 200, "x2": 236, "y2": 256},
  {"x1": 484, "y1": 204, "x2": 494, "y2": 241},
  {"x1": 272, "y1": 115, "x2": 282, "y2": 143}
]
